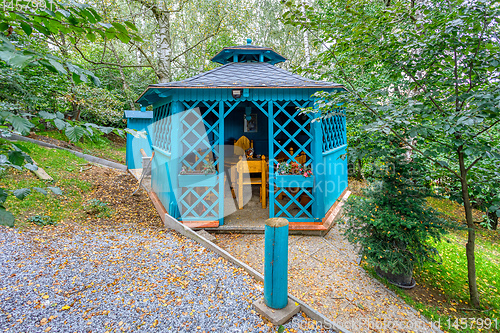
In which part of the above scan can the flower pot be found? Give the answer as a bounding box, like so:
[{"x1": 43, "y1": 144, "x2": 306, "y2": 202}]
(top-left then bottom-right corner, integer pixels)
[
  {"x1": 375, "y1": 267, "x2": 416, "y2": 289},
  {"x1": 178, "y1": 173, "x2": 217, "y2": 187},
  {"x1": 275, "y1": 174, "x2": 314, "y2": 188}
]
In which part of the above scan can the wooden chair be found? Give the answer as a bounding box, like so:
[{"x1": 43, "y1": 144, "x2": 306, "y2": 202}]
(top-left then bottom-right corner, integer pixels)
[
  {"x1": 288, "y1": 147, "x2": 307, "y2": 164},
  {"x1": 234, "y1": 136, "x2": 253, "y2": 155},
  {"x1": 236, "y1": 155, "x2": 267, "y2": 209}
]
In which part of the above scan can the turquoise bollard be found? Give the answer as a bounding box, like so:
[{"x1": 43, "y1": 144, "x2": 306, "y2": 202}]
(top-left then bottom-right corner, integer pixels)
[{"x1": 264, "y1": 217, "x2": 289, "y2": 309}]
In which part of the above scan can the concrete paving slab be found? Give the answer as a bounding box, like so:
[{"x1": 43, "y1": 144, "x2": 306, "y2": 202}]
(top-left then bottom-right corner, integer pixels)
[{"x1": 253, "y1": 298, "x2": 300, "y2": 326}]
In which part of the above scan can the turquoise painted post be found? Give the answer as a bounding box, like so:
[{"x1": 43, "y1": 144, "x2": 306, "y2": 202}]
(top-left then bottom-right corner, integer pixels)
[
  {"x1": 268, "y1": 101, "x2": 275, "y2": 218},
  {"x1": 218, "y1": 100, "x2": 224, "y2": 226},
  {"x1": 169, "y1": 102, "x2": 181, "y2": 219},
  {"x1": 264, "y1": 217, "x2": 289, "y2": 309},
  {"x1": 312, "y1": 112, "x2": 325, "y2": 217}
]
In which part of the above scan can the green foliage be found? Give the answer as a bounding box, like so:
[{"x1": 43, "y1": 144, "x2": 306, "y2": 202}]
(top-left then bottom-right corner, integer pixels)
[
  {"x1": 343, "y1": 153, "x2": 449, "y2": 276},
  {"x1": 0, "y1": 1, "x2": 141, "y2": 80},
  {"x1": 26, "y1": 214, "x2": 56, "y2": 227},
  {"x1": 73, "y1": 85, "x2": 124, "y2": 126},
  {"x1": 86, "y1": 199, "x2": 112, "y2": 218}
]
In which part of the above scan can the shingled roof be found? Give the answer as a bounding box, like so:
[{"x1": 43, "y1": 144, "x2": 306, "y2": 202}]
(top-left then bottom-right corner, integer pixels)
[{"x1": 147, "y1": 62, "x2": 342, "y2": 89}]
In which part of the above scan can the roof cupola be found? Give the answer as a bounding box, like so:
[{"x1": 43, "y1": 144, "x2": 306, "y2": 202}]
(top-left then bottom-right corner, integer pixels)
[{"x1": 210, "y1": 39, "x2": 286, "y2": 65}]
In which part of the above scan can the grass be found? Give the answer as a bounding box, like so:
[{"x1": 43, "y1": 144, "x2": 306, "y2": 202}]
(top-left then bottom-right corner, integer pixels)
[
  {"x1": 350, "y1": 179, "x2": 500, "y2": 332},
  {"x1": 35, "y1": 130, "x2": 126, "y2": 164},
  {"x1": 1, "y1": 141, "x2": 92, "y2": 228}
]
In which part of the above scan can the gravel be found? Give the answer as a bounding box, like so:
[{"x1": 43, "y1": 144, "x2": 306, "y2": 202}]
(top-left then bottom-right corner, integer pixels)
[{"x1": 0, "y1": 225, "x2": 329, "y2": 332}]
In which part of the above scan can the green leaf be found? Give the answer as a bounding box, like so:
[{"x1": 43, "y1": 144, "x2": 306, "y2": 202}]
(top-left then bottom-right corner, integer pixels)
[
  {"x1": 116, "y1": 32, "x2": 131, "y2": 44},
  {"x1": 278, "y1": 325, "x2": 285, "y2": 333},
  {"x1": 0, "y1": 188, "x2": 8, "y2": 204},
  {"x1": 6, "y1": 53, "x2": 34, "y2": 69},
  {"x1": 24, "y1": 163, "x2": 38, "y2": 171},
  {"x1": 48, "y1": 187, "x2": 62, "y2": 195},
  {"x1": 56, "y1": 9, "x2": 71, "y2": 18},
  {"x1": 86, "y1": 31, "x2": 96, "y2": 42},
  {"x1": 56, "y1": 112, "x2": 64, "y2": 120},
  {"x1": 32, "y1": 22, "x2": 51, "y2": 35},
  {"x1": 20, "y1": 22, "x2": 32, "y2": 36},
  {"x1": 8, "y1": 150, "x2": 25, "y2": 166},
  {"x1": 33, "y1": 187, "x2": 47, "y2": 195},
  {"x1": 99, "y1": 126, "x2": 113, "y2": 134},
  {"x1": 48, "y1": 59, "x2": 67, "y2": 74},
  {"x1": 124, "y1": 21, "x2": 138, "y2": 31},
  {"x1": 54, "y1": 118, "x2": 67, "y2": 130},
  {"x1": 6, "y1": 114, "x2": 34, "y2": 134},
  {"x1": 38, "y1": 111, "x2": 56, "y2": 120},
  {"x1": 65, "y1": 125, "x2": 88, "y2": 142},
  {"x1": 0, "y1": 208, "x2": 15, "y2": 227},
  {"x1": 111, "y1": 22, "x2": 128, "y2": 34},
  {"x1": 0, "y1": 23, "x2": 9, "y2": 31},
  {"x1": 13, "y1": 188, "x2": 31, "y2": 200}
]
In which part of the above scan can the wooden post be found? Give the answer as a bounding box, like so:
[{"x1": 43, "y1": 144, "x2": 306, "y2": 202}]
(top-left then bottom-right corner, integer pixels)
[{"x1": 264, "y1": 217, "x2": 289, "y2": 309}]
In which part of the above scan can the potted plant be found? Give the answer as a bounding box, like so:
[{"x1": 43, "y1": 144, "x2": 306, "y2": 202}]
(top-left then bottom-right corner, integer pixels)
[
  {"x1": 275, "y1": 161, "x2": 314, "y2": 189},
  {"x1": 178, "y1": 161, "x2": 217, "y2": 187},
  {"x1": 342, "y1": 154, "x2": 449, "y2": 288}
]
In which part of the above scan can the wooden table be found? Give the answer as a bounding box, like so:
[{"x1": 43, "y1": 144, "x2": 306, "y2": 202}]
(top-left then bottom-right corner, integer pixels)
[{"x1": 224, "y1": 155, "x2": 268, "y2": 209}]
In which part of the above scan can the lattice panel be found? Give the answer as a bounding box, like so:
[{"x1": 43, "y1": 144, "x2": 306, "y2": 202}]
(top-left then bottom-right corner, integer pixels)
[
  {"x1": 177, "y1": 101, "x2": 221, "y2": 221},
  {"x1": 321, "y1": 108, "x2": 346, "y2": 152},
  {"x1": 179, "y1": 102, "x2": 220, "y2": 171},
  {"x1": 274, "y1": 187, "x2": 314, "y2": 219},
  {"x1": 153, "y1": 103, "x2": 172, "y2": 152},
  {"x1": 178, "y1": 186, "x2": 219, "y2": 219},
  {"x1": 271, "y1": 100, "x2": 315, "y2": 220},
  {"x1": 272, "y1": 100, "x2": 313, "y2": 166}
]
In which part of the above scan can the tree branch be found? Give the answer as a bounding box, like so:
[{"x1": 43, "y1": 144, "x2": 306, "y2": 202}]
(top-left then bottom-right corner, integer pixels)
[
  {"x1": 73, "y1": 43, "x2": 152, "y2": 68},
  {"x1": 171, "y1": 21, "x2": 222, "y2": 63},
  {"x1": 466, "y1": 157, "x2": 482, "y2": 172}
]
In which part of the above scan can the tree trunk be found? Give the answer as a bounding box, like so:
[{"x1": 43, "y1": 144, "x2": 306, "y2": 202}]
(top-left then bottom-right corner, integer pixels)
[
  {"x1": 458, "y1": 149, "x2": 481, "y2": 308},
  {"x1": 356, "y1": 158, "x2": 363, "y2": 180},
  {"x1": 487, "y1": 211, "x2": 498, "y2": 230},
  {"x1": 155, "y1": 9, "x2": 172, "y2": 83},
  {"x1": 301, "y1": 0, "x2": 310, "y2": 64}
]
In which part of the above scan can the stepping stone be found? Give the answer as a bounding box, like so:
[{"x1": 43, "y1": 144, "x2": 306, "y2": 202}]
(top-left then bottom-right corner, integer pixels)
[{"x1": 196, "y1": 230, "x2": 216, "y2": 242}]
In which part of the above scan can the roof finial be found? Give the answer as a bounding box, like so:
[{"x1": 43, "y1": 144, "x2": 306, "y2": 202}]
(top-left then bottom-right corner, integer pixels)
[{"x1": 246, "y1": 38, "x2": 252, "y2": 45}]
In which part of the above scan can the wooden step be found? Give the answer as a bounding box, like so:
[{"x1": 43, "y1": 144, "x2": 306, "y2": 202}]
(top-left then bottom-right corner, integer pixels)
[
  {"x1": 183, "y1": 221, "x2": 219, "y2": 229},
  {"x1": 289, "y1": 223, "x2": 327, "y2": 231}
]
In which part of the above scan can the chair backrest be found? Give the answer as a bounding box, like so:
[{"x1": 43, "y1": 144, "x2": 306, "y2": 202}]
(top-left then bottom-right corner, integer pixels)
[
  {"x1": 234, "y1": 136, "x2": 253, "y2": 155},
  {"x1": 289, "y1": 147, "x2": 307, "y2": 164},
  {"x1": 236, "y1": 155, "x2": 267, "y2": 181}
]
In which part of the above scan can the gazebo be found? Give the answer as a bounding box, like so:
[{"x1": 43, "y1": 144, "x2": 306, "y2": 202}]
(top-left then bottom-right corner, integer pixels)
[{"x1": 131, "y1": 39, "x2": 348, "y2": 233}]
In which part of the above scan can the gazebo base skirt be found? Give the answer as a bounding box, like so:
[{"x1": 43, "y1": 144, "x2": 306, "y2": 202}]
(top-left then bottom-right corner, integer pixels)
[
  {"x1": 178, "y1": 188, "x2": 350, "y2": 236},
  {"x1": 129, "y1": 169, "x2": 350, "y2": 236}
]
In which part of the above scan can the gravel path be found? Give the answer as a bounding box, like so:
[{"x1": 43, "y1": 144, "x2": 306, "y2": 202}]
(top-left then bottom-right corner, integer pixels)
[{"x1": 0, "y1": 224, "x2": 324, "y2": 332}]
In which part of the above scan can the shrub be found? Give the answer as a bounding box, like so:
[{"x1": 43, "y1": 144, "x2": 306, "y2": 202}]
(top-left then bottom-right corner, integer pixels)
[
  {"x1": 342, "y1": 153, "x2": 450, "y2": 276},
  {"x1": 86, "y1": 199, "x2": 112, "y2": 218},
  {"x1": 27, "y1": 215, "x2": 56, "y2": 226}
]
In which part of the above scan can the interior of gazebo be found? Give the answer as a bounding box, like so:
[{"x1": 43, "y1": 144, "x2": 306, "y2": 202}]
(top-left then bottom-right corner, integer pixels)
[{"x1": 176, "y1": 99, "x2": 315, "y2": 227}]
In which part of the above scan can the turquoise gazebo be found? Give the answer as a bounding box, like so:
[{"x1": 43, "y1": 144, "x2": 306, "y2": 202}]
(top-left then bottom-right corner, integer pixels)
[{"x1": 132, "y1": 39, "x2": 348, "y2": 232}]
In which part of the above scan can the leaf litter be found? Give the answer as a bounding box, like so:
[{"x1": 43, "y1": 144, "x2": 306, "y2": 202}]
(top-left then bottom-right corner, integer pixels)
[{"x1": 0, "y1": 166, "x2": 320, "y2": 332}]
